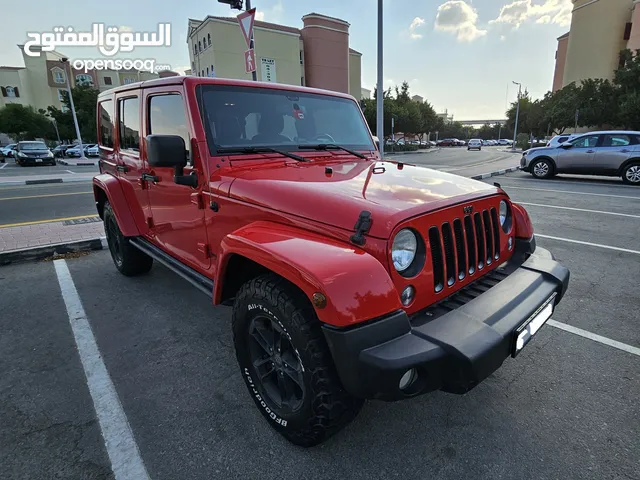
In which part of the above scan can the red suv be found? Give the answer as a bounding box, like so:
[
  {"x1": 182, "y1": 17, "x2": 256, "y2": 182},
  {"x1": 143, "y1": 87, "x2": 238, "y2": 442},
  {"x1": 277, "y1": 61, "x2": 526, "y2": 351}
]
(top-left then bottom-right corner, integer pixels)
[{"x1": 93, "y1": 76, "x2": 570, "y2": 447}]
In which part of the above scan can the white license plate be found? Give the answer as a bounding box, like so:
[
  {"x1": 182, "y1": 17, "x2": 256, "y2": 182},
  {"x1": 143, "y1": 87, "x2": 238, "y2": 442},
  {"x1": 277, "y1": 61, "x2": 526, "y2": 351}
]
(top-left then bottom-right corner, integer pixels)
[
  {"x1": 512, "y1": 293, "x2": 556, "y2": 357},
  {"x1": 35, "y1": 159, "x2": 43, "y2": 162}
]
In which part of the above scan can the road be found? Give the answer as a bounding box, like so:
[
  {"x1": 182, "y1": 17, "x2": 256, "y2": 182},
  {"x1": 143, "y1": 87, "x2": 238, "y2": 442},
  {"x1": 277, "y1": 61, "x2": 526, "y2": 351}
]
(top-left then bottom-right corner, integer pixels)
[{"x1": 1, "y1": 166, "x2": 639, "y2": 478}]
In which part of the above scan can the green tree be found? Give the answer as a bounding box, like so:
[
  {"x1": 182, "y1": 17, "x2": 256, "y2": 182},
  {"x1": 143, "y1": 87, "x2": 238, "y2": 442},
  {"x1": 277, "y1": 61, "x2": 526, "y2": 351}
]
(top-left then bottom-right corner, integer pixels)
[
  {"x1": 0, "y1": 104, "x2": 55, "y2": 141},
  {"x1": 46, "y1": 84, "x2": 100, "y2": 143}
]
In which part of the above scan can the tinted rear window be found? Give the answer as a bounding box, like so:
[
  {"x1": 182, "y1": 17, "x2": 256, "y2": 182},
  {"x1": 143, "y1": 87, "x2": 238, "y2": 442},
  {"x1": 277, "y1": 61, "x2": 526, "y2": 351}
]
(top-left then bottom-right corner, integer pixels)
[{"x1": 557, "y1": 136, "x2": 568, "y2": 143}]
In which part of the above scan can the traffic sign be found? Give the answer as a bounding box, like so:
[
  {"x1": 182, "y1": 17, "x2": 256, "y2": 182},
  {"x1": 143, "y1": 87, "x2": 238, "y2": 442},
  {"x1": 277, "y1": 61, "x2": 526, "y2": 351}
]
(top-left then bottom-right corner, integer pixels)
[
  {"x1": 244, "y1": 48, "x2": 256, "y2": 73},
  {"x1": 237, "y1": 8, "x2": 256, "y2": 49}
]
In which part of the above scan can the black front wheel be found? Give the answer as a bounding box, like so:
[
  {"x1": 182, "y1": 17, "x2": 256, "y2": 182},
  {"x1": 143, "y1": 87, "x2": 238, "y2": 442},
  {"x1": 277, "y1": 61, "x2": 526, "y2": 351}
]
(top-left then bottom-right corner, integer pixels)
[
  {"x1": 530, "y1": 158, "x2": 554, "y2": 179},
  {"x1": 233, "y1": 274, "x2": 363, "y2": 447}
]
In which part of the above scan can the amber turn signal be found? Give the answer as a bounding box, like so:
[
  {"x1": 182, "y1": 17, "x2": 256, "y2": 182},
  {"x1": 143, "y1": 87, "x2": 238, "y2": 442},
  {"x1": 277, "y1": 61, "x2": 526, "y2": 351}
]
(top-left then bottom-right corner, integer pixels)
[{"x1": 312, "y1": 292, "x2": 327, "y2": 309}]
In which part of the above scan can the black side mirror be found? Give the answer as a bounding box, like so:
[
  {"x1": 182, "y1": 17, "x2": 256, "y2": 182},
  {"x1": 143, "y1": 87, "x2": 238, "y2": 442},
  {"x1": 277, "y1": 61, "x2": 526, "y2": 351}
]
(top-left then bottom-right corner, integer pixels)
[
  {"x1": 146, "y1": 134, "x2": 197, "y2": 187},
  {"x1": 560, "y1": 142, "x2": 573, "y2": 149}
]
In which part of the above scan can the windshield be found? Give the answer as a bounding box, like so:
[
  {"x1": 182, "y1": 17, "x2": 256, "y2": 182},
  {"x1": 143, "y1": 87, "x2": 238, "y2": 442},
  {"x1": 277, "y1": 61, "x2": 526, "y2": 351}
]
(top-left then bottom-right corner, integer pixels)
[
  {"x1": 197, "y1": 85, "x2": 374, "y2": 154},
  {"x1": 19, "y1": 142, "x2": 48, "y2": 150}
]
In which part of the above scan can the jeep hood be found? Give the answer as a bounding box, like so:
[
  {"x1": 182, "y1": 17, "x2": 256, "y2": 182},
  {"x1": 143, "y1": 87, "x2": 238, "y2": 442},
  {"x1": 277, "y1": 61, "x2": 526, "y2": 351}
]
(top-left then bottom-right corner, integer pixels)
[{"x1": 227, "y1": 159, "x2": 499, "y2": 239}]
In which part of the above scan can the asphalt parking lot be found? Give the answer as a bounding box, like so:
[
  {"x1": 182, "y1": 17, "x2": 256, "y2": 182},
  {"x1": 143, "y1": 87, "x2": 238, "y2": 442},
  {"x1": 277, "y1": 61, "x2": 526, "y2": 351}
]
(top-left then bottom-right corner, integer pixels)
[{"x1": 1, "y1": 171, "x2": 639, "y2": 480}]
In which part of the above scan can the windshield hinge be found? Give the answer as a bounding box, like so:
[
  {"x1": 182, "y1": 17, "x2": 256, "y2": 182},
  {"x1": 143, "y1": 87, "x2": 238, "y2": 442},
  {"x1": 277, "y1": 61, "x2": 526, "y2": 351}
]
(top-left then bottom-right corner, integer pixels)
[{"x1": 350, "y1": 210, "x2": 372, "y2": 246}]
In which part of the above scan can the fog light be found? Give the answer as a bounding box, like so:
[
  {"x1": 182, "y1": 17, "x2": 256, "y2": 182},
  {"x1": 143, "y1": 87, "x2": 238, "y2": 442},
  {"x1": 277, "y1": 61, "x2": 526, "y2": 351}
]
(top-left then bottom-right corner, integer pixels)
[
  {"x1": 401, "y1": 285, "x2": 415, "y2": 306},
  {"x1": 399, "y1": 368, "x2": 417, "y2": 390},
  {"x1": 508, "y1": 237, "x2": 513, "y2": 250}
]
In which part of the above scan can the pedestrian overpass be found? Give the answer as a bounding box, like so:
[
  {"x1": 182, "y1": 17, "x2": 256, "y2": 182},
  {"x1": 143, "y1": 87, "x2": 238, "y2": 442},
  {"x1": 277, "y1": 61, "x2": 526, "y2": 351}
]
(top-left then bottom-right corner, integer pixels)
[{"x1": 456, "y1": 119, "x2": 508, "y2": 126}]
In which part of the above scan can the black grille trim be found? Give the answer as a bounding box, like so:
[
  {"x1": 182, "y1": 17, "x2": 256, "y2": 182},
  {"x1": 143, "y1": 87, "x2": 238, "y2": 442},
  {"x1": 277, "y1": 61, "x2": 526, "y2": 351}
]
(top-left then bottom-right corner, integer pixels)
[
  {"x1": 483, "y1": 210, "x2": 493, "y2": 266},
  {"x1": 474, "y1": 212, "x2": 485, "y2": 270},
  {"x1": 441, "y1": 223, "x2": 456, "y2": 287},
  {"x1": 490, "y1": 207, "x2": 501, "y2": 260},
  {"x1": 428, "y1": 227, "x2": 444, "y2": 293},
  {"x1": 453, "y1": 219, "x2": 466, "y2": 281}
]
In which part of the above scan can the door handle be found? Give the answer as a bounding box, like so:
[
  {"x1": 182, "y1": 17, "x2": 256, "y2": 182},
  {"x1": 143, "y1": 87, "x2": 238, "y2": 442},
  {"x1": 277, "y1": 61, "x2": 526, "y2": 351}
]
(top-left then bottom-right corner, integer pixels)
[
  {"x1": 586, "y1": 150, "x2": 595, "y2": 153},
  {"x1": 141, "y1": 173, "x2": 160, "y2": 183},
  {"x1": 621, "y1": 149, "x2": 629, "y2": 153},
  {"x1": 116, "y1": 165, "x2": 129, "y2": 173}
]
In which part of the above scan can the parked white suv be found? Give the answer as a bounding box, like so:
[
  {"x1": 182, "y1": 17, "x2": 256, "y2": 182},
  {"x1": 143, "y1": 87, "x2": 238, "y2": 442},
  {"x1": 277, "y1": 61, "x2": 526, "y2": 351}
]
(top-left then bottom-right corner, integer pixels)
[{"x1": 546, "y1": 134, "x2": 579, "y2": 148}]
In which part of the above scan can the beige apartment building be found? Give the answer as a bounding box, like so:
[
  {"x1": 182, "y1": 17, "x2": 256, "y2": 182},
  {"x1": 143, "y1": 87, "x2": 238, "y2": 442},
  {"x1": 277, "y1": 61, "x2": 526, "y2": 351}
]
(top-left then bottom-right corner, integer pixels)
[
  {"x1": 553, "y1": 0, "x2": 640, "y2": 91},
  {"x1": 187, "y1": 12, "x2": 363, "y2": 99},
  {"x1": 0, "y1": 46, "x2": 173, "y2": 112}
]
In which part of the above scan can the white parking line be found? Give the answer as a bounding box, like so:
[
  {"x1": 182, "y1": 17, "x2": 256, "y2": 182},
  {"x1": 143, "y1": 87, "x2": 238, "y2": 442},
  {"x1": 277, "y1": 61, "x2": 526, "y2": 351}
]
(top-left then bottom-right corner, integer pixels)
[
  {"x1": 502, "y1": 185, "x2": 640, "y2": 200},
  {"x1": 518, "y1": 202, "x2": 640, "y2": 219},
  {"x1": 497, "y1": 176, "x2": 640, "y2": 190},
  {"x1": 54, "y1": 260, "x2": 150, "y2": 480},
  {"x1": 66, "y1": 170, "x2": 77, "y2": 174},
  {"x1": 548, "y1": 320, "x2": 640, "y2": 357},
  {"x1": 536, "y1": 234, "x2": 640, "y2": 255},
  {"x1": 0, "y1": 163, "x2": 8, "y2": 169}
]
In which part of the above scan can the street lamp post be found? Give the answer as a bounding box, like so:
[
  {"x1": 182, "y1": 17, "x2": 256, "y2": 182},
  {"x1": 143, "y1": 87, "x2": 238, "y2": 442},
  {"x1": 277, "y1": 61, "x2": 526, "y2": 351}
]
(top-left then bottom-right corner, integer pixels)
[
  {"x1": 376, "y1": 0, "x2": 384, "y2": 160},
  {"x1": 512, "y1": 81, "x2": 522, "y2": 150},
  {"x1": 60, "y1": 58, "x2": 86, "y2": 160},
  {"x1": 50, "y1": 118, "x2": 61, "y2": 144}
]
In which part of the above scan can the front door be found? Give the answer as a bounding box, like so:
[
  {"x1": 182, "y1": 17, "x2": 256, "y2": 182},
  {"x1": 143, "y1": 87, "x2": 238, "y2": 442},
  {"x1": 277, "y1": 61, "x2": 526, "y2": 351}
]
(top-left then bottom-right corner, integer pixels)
[
  {"x1": 142, "y1": 88, "x2": 211, "y2": 272},
  {"x1": 556, "y1": 134, "x2": 600, "y2": 173},
  {"x1": 593, "y1": 133, "x2": 635, "y2": 174}
]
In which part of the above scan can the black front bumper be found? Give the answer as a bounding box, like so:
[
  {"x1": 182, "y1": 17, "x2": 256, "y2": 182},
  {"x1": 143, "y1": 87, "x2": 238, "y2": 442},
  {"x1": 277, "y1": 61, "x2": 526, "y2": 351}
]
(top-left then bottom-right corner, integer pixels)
[{"x1": 322, "y1": 239, "x2": 570, "y2": 401}]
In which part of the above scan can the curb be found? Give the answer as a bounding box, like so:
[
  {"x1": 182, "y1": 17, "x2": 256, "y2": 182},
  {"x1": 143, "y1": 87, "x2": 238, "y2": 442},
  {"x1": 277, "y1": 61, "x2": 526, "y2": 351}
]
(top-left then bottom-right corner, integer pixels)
[
  {"x1": 57, "y1": 159, "x2": 99, "y2": 166},
  {"x1": 0, "y1": 176, "x2": 94, "y2": 186},
  {"x1": 386, "y1": 148, "x2": 440, "y2": 156},
  {"x1": 470, "y1": 166, "x2": 521, "y2": 180},
  {"x1": 0, "y1": 237, "x2": 106, "y2": 266}
]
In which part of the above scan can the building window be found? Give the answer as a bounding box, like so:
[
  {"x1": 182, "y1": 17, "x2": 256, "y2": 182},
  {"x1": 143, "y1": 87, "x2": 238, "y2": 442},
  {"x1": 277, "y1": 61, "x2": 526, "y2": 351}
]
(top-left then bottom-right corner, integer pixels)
[
  {"x1": 104, "y1": 76, "x2": 113, "y2": 85},
  {"x1": 211, "y1": 65, "x2": 214, "y2": 77},
  {"x1": 52, "y1": 68, "x2": 65, "y2": 84},
  {"x1": 118, "y1": 96, "x2": 140, "y2": 153},
  {"x1": 2, "y1": 86, "x2": 19, "y2": 98},
  {"x1": 198, "y1": 41, "x2": 202, "y2": 53},
  {"x1": 206, "y1": 67, "x2": 209, "y2": 76},
  {"x1": 98, "y1": 99, "x2": 115, "y2": 148},
  {"x1": 123, "y1": 77, "x2": 136, "y2": 85},
  {"x1": 208, "y1": 33, "x2": 211, "y2": 47},
  {"x1": 300, "y1": 51, "x2": 303, "y2": 64},
  {"x1": 193, "y1": 43, "x2": 197, "y2": 56},
  {"x1": 57, "y1": 89, "x2": 66, "y2": 101},
  {"x1": 75, "y1": 74, "x2": 94, "y2": 86},
  {"x1": 192, "y1": 62, "x2": 195, "y2": 72}
]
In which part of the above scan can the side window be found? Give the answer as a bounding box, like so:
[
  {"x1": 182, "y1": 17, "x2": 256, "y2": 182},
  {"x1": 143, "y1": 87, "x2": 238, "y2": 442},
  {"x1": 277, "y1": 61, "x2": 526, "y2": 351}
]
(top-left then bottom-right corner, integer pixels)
[
  {"x1": 557, "y1": 136, "x2": 568, "y2": 143},
  {"x1": 602, "y1": 134, "x2": 631, "y2": 147},
  {"x1": 571, "y1": 135, "x2": 598, "y2": 148},
  {"x1": 98, "y1": 99, "x2": 115, "y2": 148},
  {"x1": 119, "y1": 97, "x2": 140, "y2": 154},
  {"x1": 148, "y1": 94, "x2": 190, "y2": 161}
]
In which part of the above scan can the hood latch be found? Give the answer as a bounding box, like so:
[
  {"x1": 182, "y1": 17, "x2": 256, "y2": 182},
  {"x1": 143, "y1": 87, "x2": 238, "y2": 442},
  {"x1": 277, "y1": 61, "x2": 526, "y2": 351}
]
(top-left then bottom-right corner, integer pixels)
[{"x1": 350, "y1": 210, "x2": 372, "y2": 246}]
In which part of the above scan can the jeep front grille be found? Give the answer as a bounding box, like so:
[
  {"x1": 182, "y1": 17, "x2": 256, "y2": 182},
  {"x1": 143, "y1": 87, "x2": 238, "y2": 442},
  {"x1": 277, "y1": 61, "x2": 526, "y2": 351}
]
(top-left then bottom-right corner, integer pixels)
[{"x1": 428, "y1": 208, "x2": 501, "y2": 292}]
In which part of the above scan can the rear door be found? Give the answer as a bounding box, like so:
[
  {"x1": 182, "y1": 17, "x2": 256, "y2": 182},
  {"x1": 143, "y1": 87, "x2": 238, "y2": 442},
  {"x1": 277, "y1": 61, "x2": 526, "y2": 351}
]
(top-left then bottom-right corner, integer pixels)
[
  {"x1": 593, "y1": 133, "x2": 635, "y2": 174},
  {"x1": 143, "y1": 87, "x2": 211, "y2": 271},
  {"x1": 556, "y1": 134, "x2": 600, "y2": 173},
  {"x1": 115, "y1": 92, "x2": 152, "y2": 230}
]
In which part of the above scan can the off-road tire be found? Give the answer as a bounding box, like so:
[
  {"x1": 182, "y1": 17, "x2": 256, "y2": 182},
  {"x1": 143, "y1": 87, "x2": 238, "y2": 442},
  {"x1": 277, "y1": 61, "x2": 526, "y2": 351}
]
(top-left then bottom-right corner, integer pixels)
[
  {"x1": 530, "y1": 158, "x2": 554, "y2": 179},
  {"x1": 621, "y1": 162, "x2": 640, "y2": 185},
  {"x1": 103, "y1": 201, "x2": 153, "y2": 276},
  {"x1": 232, "y1": 274, "x2": 363, "y2": 447}
]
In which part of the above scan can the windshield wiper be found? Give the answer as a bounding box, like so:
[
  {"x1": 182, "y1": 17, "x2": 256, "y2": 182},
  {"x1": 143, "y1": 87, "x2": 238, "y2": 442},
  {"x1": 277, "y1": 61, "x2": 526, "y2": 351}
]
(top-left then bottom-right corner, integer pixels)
[
  {"x1": 215, "y1": 146, "x2": 309, "y2": 162},
  {"x1": 297, "y1": 143, "x2": 366, "y2": 159}
]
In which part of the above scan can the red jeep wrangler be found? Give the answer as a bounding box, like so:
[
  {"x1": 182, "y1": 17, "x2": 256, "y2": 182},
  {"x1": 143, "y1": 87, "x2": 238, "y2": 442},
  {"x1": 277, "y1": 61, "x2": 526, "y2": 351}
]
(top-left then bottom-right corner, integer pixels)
[{"x1": 93, "y1": 76, "x2": 569, "y2": 447}]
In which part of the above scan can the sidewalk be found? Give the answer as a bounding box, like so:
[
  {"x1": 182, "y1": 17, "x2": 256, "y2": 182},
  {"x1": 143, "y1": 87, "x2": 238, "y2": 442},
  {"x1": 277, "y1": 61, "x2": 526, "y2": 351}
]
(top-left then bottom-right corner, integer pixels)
[{"x1": 0, "y1": 173, "x2": 95, "y2": 186}]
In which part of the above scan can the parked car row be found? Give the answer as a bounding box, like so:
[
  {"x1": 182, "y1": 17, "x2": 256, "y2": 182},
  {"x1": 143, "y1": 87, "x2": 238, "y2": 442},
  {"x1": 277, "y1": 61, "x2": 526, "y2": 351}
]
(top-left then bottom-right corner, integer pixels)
[{"x1": 0, "y1": 142, "x2": 100, "y2": 164}]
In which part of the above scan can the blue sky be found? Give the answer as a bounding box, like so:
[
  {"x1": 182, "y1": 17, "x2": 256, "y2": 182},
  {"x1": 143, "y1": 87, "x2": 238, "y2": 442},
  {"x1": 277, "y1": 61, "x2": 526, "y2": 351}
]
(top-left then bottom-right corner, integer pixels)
[{"x1": 1, "y1": 0, "x2": 572, "y2": 119}]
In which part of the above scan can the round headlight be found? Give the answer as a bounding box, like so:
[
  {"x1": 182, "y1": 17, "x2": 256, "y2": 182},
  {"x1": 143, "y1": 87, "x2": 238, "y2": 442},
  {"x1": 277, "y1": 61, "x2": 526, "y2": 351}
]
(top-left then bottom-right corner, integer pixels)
[
  {"x1": 392, "y1": 229, "x2": 417, "y2": 272},
  {"x1": 499, "y1": 200, "x2": 512, "y2": 233}
]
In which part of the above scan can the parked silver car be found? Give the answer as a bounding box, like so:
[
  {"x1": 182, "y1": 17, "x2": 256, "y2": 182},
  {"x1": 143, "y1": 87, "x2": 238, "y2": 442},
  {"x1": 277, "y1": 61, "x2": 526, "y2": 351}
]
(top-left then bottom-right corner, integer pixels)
[{"x1": 520, "y1": 130, "x2": 640, "y2": 185}]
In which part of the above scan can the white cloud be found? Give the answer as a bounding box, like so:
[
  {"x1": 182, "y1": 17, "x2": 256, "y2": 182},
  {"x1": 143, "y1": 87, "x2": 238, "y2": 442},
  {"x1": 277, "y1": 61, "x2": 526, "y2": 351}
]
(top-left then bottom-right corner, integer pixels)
[
  {"x1": 255, "y1": 11, "x2": 265, "y2": 21},
  {"x1": 500, "y1": 35, "x2": 506, "y2": 41},
  {"x1": 409, "y1": 17, "x2": 425, "y2": 39},
  {"x1": 434, "y1": 1, "x2": 487, "y2": 42},
  {"x1": 491, "y1": 0, "x2": 572, "y2": 28}
]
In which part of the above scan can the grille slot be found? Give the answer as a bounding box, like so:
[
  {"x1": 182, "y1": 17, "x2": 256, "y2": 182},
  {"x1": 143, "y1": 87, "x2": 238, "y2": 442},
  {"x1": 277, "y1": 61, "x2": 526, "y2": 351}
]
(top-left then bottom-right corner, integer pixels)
[
  {"x1": 463, "y1": 215, "x2": 476, "y2": 275},
  {"x1": 428, "y1": 227, "x2": 444, "y2": 292},
  {"x1": 441, "y1": 223, "x2": 456, "y2": 287},
  {"x1": 453, "y1": 219, "x2": 466, "y2": 281},
  {"x1": 490, "y1": 207, "x2": 500, "y2": 260},
  {"x1": 482, "y1": 210, "x2": 493, "y2": 266},
  {"x1": 474, "y1": 212, "x2": 485, "y2": 270}
]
